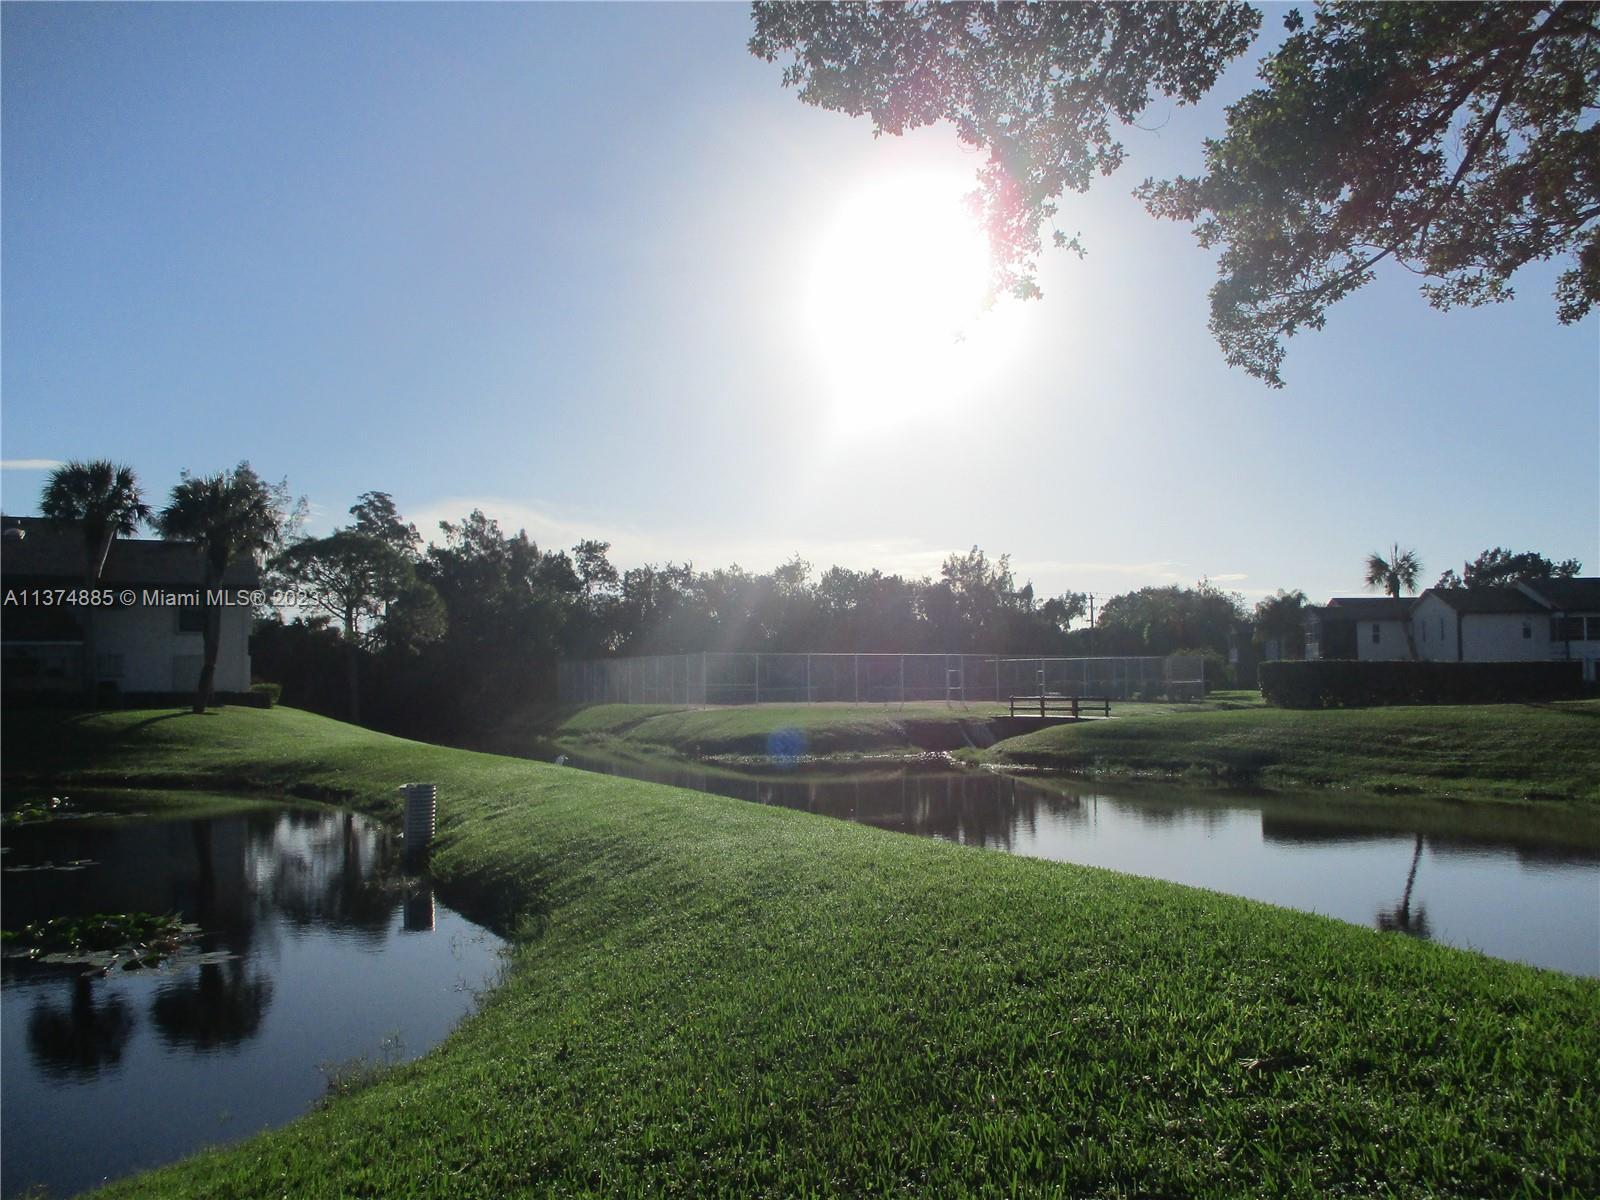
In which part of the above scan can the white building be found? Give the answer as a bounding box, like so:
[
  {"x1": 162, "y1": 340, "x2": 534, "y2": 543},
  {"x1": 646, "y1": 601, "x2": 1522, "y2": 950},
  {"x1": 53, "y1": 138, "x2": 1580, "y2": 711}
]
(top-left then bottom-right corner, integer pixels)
[
  {"x1": 1410, "y1": 587, "x2": 1551, "y2": 664},
  {"x1": 1305, "y1": 597, "x2": 1417, "y2": 661},
  {"x1": 2, "y1": 516, "x2": 256, "y2": 697},
  {"x1": 1308, "y1": 578, "x2": 1600, "y2": 681}
]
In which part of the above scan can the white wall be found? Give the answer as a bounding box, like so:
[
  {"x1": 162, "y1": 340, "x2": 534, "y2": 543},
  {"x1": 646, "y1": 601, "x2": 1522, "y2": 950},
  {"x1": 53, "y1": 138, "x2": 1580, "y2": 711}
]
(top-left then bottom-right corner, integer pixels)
[
  {"x1": 93, "y1": 604, "x2": 252, "y2": 692},
  {"x1": 1462, "y1": 612, "x2": 1549, "y2": 662},
  {"x1": 1355, "y1": 619, "x2": 1413, "y2": 661},
  {"x1": 1411, "y1": 594, "x2": 1459, "y2": 662}
]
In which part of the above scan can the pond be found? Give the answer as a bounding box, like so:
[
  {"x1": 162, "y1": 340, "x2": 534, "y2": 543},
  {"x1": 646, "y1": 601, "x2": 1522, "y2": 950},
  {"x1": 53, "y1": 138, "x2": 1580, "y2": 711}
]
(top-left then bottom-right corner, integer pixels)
[
  {"x1": 559, "y1": 751, "x2": 1600, "y2": 978},
  {"x1": 1, "y1": 798, "x2": 505, "y2": 1200}
]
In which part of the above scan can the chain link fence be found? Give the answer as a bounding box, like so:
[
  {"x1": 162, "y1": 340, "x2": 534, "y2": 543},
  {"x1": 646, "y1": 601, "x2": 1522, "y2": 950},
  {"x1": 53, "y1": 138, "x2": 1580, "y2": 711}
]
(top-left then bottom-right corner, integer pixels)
[{"x1": 558, "y1": 652, "x2": 1205, "y2": 705}]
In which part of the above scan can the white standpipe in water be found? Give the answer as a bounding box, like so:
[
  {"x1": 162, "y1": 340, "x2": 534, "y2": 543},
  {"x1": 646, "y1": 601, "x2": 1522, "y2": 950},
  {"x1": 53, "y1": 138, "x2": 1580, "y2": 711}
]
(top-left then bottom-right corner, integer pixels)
[{"x1": 399, "y1": 782, "x2": 437, "y2": 854}]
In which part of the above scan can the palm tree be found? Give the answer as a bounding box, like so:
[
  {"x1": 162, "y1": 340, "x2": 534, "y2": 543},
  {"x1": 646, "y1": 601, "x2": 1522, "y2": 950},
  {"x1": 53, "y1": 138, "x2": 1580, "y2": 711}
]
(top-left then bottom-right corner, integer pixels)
[
  {"x1": 156, "y1": 465, "x2": 286, "y2": 712},
  {"x1": 39, "y1": 460, "x2": 151, "y2": 697},
  {"x1": 1363, "y1": 544, "x2": 1422, "y2": 599},
  {"x1": 1365, "y1": 543, "x2": 1423, "y2": 659}
]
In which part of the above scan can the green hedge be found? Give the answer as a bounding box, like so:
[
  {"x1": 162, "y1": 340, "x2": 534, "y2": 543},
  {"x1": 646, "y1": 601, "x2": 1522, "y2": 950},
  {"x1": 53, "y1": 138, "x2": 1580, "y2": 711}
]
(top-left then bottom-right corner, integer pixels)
[{"x1": 1259, "y1": 660, "x2": 1588, "y2": 708}]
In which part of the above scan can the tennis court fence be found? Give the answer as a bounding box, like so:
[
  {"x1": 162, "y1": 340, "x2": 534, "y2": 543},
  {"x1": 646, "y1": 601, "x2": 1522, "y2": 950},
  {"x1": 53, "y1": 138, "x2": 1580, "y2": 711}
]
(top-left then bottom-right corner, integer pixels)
[{"x1": 558, "y1": 652, "x2": 1206, "y2": 705}]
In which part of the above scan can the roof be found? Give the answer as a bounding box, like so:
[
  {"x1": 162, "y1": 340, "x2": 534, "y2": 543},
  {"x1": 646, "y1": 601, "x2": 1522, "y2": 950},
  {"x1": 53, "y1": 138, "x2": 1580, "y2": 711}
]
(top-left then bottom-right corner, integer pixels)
[
  {"x1": 1519, "y1": 577, "x2": 1600, "y2": 612},
  {"x1": 1311, "y1": 597, "x2": 1416, "y2": 621},
  {"x1": 1, "y1": 516, "x2": 260, "y2": 586},
  {"x1": 1422, "y1": 586, "x2": 1548, "y2": 615}
]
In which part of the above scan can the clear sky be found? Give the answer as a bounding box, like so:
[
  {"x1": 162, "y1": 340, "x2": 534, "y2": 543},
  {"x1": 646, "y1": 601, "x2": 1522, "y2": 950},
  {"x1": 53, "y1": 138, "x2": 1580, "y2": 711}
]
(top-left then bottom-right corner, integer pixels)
[{"x1": 4, "y1": 2, "x2": 1596, "y2": 611}]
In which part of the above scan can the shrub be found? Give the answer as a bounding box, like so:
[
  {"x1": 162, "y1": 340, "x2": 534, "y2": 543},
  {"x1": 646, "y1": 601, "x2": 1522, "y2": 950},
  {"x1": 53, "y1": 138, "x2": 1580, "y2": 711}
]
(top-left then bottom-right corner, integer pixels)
[{"x1": 1259, "y1": 660, "x2": 1587, "y2": 708}]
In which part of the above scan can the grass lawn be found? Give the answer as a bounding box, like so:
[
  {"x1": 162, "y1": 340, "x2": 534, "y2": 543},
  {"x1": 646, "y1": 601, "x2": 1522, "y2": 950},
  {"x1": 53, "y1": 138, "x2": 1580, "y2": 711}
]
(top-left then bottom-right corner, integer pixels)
[
  {"x1": 485, "y1": 694, "x2": 1599, "y2": 807},
  {"x1": 4, "y1": 705, "x2": 1597, "y2": 1198},
  {"x1": 978, "y1": 700, "x2": 1600, "y2": 804},
  {"x1": 485, "y1": 691, "x2": 1269, "y2": 760}
]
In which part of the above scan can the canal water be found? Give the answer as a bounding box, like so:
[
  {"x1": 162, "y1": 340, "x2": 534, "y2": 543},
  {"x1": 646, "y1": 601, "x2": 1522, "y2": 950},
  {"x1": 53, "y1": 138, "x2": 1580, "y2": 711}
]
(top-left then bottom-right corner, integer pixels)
[
  {"x1": 559, "y1": 751, "x2": 1600, "y2": 978},
  {"x1": 1, "y1": 798, "x2": 505, "y2": 1199}
]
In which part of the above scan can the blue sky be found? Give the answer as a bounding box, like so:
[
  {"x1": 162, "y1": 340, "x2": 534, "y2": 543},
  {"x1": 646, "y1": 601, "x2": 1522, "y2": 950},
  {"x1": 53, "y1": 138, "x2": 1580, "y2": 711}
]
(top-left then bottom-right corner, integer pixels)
[{"x1": 4, "y1": 2, "x2": 1596, "y2": 611}]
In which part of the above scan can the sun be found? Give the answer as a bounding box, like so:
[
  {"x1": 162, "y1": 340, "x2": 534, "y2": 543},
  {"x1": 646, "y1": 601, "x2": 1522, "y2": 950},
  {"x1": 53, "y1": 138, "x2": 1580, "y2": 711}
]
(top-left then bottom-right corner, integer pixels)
[{"x1": 802, "y1": 171, "x2": 1024, "y2": 434}]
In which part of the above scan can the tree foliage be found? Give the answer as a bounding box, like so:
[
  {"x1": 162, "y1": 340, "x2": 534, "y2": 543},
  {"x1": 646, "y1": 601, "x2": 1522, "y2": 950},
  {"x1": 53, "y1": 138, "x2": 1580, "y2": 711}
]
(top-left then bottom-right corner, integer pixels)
[
  {"x1": 39, "y1": 460, "x2": 151, "y2": 581},
  {"x1": 1253, "y1": 588, "x2": 1308, "y2": 659},
  {"x1": 1140, "y1": 1, "x2": 1600, "y2": 385},
  {"x1": 752, "y1": 2, "x2": 1599, "y2": 386},
  {"x1": 39, "y1": 459, "x2": 152, "y2": 697},
  {"x1": 749, "y1": 1, "x2": 1260, "y2": 299},
  {"x1": 1091, "y1": 580, "x2": 1248, "y2": 662},
  {"x1": 272, "y1": 502, "x2": 445, "y2": 722},
  {"x1": 275, "y1": 532, "x2": 420, "y2": 647},
  {"x1": 1364, "y1": 544, "x2": 1423, "y2": 598},
  {"x1": 156, "y1": 464, "x2": 291, "y2": 712},
  {"x1": 349, "y1": 491, "x2": 422, "y2": 560},
  {"x1": 1434, "y1": 546, "x2": 1584, "y2": 588}
]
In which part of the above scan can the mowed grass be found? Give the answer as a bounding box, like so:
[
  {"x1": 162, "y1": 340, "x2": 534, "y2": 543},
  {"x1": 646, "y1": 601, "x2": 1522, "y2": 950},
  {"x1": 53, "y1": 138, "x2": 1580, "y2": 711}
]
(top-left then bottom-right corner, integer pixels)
[
  {"x1": 499, "y1": 701, "x2": 991, "y2": 756},
  {"x1": 981, "y1": 700, "x2": 1600, "y2": 804},
  {"x1": 491, "y1": 691, "x2": 1269, "y2": 760},
  {"x1": 5, "y1": 707, "x2": 1597, "y2": 1198},
  {"x1": 493, "y1": 693, "x2": 1598, "y2": 806}
]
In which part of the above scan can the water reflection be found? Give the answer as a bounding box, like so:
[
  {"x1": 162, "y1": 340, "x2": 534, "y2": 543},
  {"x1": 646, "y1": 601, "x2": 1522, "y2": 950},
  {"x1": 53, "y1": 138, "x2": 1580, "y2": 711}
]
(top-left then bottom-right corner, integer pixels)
[
  {"x1": 563, "y1": 751, "x2": 1600, "y2": 977},
  {"x1": 26, "y1": 976, "x2": 136, "y2": 1079},
  {"x1": 151, "y1": 961, "x2": 274, "y2": 1051},
  {"x1": 1, "y1": 803, "x2": 504, "y2": 1200},
  {"x1": 1376, "y1": 834, "x2": 1431, "y2": 940},
  {"x1": 403, "y1": 883, "x2": 437, "y2": 933}
]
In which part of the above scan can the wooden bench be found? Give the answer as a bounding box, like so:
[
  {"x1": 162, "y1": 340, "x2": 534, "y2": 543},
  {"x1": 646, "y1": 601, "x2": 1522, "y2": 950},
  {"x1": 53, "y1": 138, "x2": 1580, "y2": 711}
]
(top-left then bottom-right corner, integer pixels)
[{"x1": 1008, "y1": 694, "x2": 1111, "y2": 719}]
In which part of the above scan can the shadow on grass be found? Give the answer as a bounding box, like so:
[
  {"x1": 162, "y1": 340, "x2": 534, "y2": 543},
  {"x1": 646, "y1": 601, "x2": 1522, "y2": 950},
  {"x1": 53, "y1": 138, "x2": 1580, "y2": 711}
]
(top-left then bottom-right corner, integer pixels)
[{"x1": 1530, "y1": 702, "x2": 1600, "y2": 720}]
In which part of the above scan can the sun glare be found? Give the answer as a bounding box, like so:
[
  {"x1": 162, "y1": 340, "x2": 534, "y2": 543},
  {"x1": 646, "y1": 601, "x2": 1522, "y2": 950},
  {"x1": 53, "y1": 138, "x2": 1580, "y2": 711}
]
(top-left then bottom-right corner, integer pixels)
[{"x1": 803, "y1": 172, "x2": 1024, "y2": 435}]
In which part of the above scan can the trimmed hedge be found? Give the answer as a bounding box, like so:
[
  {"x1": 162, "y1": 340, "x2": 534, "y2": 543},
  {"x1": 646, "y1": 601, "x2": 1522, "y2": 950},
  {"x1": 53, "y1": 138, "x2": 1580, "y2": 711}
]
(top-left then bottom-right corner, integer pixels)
[
  {"x1": 1260, "y1": 660, "x2": 1587, "y2": 708},
  {"x1": 0, "y1": 689, "x2": 275, "y2": 710}
]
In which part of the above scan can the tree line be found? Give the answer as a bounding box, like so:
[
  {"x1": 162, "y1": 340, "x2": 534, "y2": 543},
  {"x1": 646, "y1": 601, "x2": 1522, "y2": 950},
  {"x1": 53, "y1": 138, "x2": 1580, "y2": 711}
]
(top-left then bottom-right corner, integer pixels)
[
  {"x1": 29, "y1": 461, "x2": 1583, "y2": 737},
  {"x1": 254, "y1": 490, "x2": 1262, "y2": 737}
]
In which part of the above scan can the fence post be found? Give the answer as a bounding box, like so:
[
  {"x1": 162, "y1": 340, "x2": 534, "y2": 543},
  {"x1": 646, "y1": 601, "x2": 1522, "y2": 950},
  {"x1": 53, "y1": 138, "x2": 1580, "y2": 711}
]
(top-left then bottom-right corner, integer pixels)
[
  {"x1": 854, "y1": 654, "x2": 860, "y2": 703},
  {"x1": 806, "y1": 654, "x2": 812, "y2": 703}
]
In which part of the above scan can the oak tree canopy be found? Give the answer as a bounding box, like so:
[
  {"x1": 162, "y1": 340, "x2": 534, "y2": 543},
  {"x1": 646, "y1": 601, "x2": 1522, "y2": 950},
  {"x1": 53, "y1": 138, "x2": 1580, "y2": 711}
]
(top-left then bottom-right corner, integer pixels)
[{"x1": 751, "y1": 1, "x2": 1600, "y2": 385}]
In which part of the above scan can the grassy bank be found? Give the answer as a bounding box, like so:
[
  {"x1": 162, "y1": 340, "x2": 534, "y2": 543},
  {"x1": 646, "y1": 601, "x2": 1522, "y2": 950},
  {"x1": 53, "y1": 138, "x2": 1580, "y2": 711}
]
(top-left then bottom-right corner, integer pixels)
[
  {"x1": 4, "y1": 706, "x2": 1598, "y2": 1197},
  {"x1": 483, "y1": 692, "x2": 1268, "y2": 760},
  {"x1": 485, "y1": 695, "x2": 1600, "y2": 806},
  {"x1": 977, "y1": 700, "x2": 1600, "y2": 804}
]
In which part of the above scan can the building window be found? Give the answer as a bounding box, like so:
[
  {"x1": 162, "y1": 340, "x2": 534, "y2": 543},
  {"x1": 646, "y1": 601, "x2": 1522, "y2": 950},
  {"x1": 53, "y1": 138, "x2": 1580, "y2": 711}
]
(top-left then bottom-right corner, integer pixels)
[
  {"x1": 1371, "y1": 623, "x2": 1381, "y2": 644},
  {"x1": 96, "y1": 654, "x2": 123, "y2": 680},
  {"x1": 1421, "y1": 622, "x2": 1428, "y2": 643},
  {"x1": 1439, "y1": 617, "x2": 1445, "y2": 640},
  {"x1": 1522, "y1": 620, "x2": 1533, "y2": 640},
  {"x1": 176, "y1": 606, "x2": 206, "y2": 634},
  {"x1": 1553, "y1": 616, "x2": 1600, "y2": 640}
]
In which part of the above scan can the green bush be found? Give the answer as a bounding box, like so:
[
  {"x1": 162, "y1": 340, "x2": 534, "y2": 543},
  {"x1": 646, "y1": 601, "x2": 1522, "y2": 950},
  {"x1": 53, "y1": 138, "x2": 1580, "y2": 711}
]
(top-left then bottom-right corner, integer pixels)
[
  {"x1": 250, "y1": 681, "x2": 282, "y2": 708},
  {"x1": 1260, "y1": 660, "x2": 1587, "y2": 708}
]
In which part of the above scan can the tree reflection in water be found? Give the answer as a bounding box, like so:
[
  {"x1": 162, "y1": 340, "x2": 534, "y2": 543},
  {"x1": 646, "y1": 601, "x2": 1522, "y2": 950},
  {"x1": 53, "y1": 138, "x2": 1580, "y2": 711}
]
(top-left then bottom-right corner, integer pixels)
[
  {"x1": 1377, "y1": 834, "x2": 1431, "y2": 939},
  {"x1": 267, "y1": 810, "x2": 400, "y2": 939},
  {"x1": 150, "y1": 960, "x2": 274, "y2": 1050},
  {"x1": 27, "y1": 975, "x2": 136, "y2": 1078}
]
